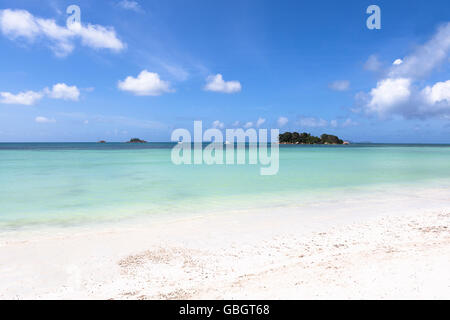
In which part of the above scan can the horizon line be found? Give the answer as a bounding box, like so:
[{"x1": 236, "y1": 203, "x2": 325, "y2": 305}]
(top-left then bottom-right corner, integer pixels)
[{"x1": 0, "y1": 141, "x2": 449, "y2": 145}]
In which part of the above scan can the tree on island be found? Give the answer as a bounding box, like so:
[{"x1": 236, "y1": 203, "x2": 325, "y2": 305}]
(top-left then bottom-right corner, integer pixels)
[
  {"x1": 279, "y1": 132, "x2": 344, "y2": 144},
  {"x1": 320, "y1": 134, "x2": 343, "y2": 145},
  {"x1": 127, "y1": 138, "x2": 147, "y2": 143}
]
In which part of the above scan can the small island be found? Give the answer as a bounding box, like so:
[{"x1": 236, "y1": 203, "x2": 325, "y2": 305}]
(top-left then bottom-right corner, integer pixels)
[
  {"x1": 127, "y1": 138, "x2": 147, "y2": 143},
  {"x1": 97, "y1": 140, "x2": 107, "y2": 144},
  {"x1": 279, "y1": 132, "x2": 348, "y2": 145}
]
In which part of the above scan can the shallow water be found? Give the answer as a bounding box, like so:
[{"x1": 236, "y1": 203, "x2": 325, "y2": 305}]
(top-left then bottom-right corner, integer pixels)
[{"x1": 1, "y1": 143, "x2": 449, "y2": 230}]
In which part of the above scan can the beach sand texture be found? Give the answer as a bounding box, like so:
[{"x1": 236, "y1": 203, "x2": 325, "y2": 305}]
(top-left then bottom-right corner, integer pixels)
[{"x1": 1, "y1": 187, "x2": 449, "y2": 300}]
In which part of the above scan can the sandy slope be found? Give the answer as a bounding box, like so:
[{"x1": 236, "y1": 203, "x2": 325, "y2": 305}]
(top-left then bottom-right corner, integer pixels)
[{"x1": 0, "y1": 187, "x2": 449, "y2": 299}]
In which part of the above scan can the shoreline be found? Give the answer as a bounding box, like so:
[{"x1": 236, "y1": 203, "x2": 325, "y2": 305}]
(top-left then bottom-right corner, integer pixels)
[
  {"x1": 2, "y1": 178, "x2": 449, "y2": 235},
  {"x1": 0, "y1": 184, "x2": 449, "y2": 299}
]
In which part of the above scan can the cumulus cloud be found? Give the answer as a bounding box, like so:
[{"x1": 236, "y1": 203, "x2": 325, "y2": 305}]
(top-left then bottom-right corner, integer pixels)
[
  {"x1": 366, "y1": 78, "x2": 412, "y2": 115},
  {"x1": 68, "y1": 22, "x2": 124, "y2": 52},
  {"x1": 45, "y1": 83, "x2": 80, "y2": 101},
  {"x1": 0, "y1": 9, "x2": 125, "y2": 57},
  {"x1": 204, "y1": 74, "x2": 241, "y2": 93},
  {"x1": 422, "y1": 80, "x2": 450, "y2": 104},
  {"x1": 118, "y1": 70, "x2": 172, "y2": 96},
  {"x1": 35, "y1": 116, "x2": 56, "y2": 123},
  {"x1": 358, "y1": 23, "x2": 450, "y2": 119},
  {"x1": 256, "y1": 117, "x2": 266, "y2": 127},
  {"x1": 212, "y1": 120, "x2": 225, "y2": 129},
  {"x1": 0, "y1": 83, "x2": 81, "y2": 105},
  {"x1": 0, "y1": 90, "x2": 43, "y2": 105},
  {"x1": 235, "y1": 118, "x2": 265, "y2": 128},
  {"x1": 418, "y1": 80, "x2": 450, "y2": 116},
  {"x1": 329, "y1": 80, "x2": 350, "y2": 91},
  {"x1": 277, "y1": 116, "x2": 288, "y2": 127},
  {"x1": 361, "y1": 77, "x2": 450, "y2": 118},
  {"x1": 117, "y1": 1, "x2": 144, "y2": 13}
]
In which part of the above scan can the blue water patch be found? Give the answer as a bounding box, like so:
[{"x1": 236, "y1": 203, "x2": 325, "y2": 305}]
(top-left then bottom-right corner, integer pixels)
[{"x1": 0, "y1": 143, "x2": 449, "y2": 229}]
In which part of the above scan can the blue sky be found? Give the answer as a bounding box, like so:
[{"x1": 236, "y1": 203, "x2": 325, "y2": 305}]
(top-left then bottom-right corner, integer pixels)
[{"x1": 1, "y1": 0, "x2": 450, "y2": 143}]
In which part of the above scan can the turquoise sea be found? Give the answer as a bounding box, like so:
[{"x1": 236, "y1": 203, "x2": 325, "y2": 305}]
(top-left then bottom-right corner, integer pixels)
[{"x1": 1, "y1": 143, "x2": 450, "y2": 230}]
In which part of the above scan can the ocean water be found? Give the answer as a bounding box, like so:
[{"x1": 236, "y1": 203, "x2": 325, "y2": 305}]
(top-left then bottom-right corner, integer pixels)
[{"x1": 1, "y1": 143, "x2": 450, "y2": 230}]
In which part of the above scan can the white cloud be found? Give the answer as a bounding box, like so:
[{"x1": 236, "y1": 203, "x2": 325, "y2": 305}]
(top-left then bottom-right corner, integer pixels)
[
  {"x1": 0, "y1": 83, "x2": 81, "y2": 105},
  {"x1": 389, "y1": 23, "x2": 450, "y2": 79},
  {"x1": 329, "y1": 80, "x2": 350, "y2": 91},
  {"x1": 422, "y1": 80, "x2": 450, "y2": 104},
  {"x1": 212, "y1": 120, "x2": 225, "y2": 129},
  {"x1": 418, "y1": 80, "x2": 450, "y2": 116},
  {"x1": 36, "y1": 17, "x2": 74, "y2": 56},
  {"x1": 359, "y1": 77, "x2": 450, "y2": 118},
  {"x1": 117, "y1": 1, "x2": 144, "y2": 13},
  {"x1": 204, "y1": 74, "x2": 241, "y2": 93},
  {"x1": 45, "y1": 83, "x2": 80, "y2": 101},
  {"x1": 0, "y1": 9, "x2": 39, "y2": 38},
  {"x1": 367, "y1": 78, "x2": 412, "y2": 115},
  {"x1": 360, "y1": 77, "x2": 450, "y2": 119},
  {"x1": 0, "y1": 90, "x2": 43, "y2": 105},
  {"x1": 239, "y1": 118, "x2": 265, "y2": 128},
  {"x1": 68, "y1": 22, "x2": 124, "y2": 52},
  {"x1": 298, "y1": 117, "x2": 328, "y2": 128},
  {"x1": 256, "y1": 117, "x2": 266, "y2": 127},
  {"x1": 118, "y1": 70, "x2": 172, "y2": 96},
  {"x1": 358, "y1": 23, "x2": 450, "y2": 118},
  {"x1": 0, "y1": 9, "x2": 125, "y2": 57},
  {"x1": 35, "y1": 116, "x2": 56, "y2": 123},
  {"x1": 277, "y1": 116, "x2": 288, "y2": 127},
  {"x1": 232, "y1": 120, "x2": 240, "y2": 127},
  {"x1": 364, "y1": 54, "x2": 382, "y2": 71},
  {"x1": 330, "y1": 119, "x2": 338, "y2": 128}
]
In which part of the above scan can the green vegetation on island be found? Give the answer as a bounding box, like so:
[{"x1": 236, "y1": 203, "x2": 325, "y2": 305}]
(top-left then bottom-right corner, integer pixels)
[
  {"x1": 279, "y1": 132, "x2": 347, "y2": 145},
  {"x1": 127, "y1": 138, "x2": 147, "y2": 143}
]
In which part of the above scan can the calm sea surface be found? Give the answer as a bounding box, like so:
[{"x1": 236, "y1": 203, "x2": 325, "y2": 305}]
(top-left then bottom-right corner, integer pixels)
[{"x1": 1, "y1": 143, "x2": 449, "y2": 230}]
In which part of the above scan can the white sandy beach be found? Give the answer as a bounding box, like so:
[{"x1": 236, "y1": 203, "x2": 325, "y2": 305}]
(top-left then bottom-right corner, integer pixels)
[
  {"x1": 3, "y1": 0, "x2": 450, "y2": 303},
  {"x1": 0, "y1": 185, "x2": 449, "y2": 300}
]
